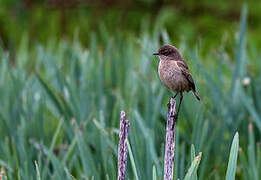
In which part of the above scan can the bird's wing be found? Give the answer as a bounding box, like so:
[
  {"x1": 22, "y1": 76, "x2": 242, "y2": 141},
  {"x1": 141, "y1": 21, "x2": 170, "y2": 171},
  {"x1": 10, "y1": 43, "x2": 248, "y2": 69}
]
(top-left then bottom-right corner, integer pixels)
[{"x1": 177, "y1": 60, "x2": 196, "y2": 91}]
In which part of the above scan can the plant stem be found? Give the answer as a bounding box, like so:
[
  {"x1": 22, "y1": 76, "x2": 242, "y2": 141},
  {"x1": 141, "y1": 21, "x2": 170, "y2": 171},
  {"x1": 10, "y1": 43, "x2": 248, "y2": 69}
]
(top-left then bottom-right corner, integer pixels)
[
  {"x1": 117, "y1": 111, "x2": 130, "y2": 180},
  {"x1": 164, "y1": 98, "x2": 177, "y2": 180}
]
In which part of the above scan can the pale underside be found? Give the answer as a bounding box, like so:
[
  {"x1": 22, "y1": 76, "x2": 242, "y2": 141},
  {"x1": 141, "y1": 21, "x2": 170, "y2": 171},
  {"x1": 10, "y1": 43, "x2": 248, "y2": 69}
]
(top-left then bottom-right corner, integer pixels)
[{"x1": 158, "y1": 60, "x2": 190, "y2": 93}]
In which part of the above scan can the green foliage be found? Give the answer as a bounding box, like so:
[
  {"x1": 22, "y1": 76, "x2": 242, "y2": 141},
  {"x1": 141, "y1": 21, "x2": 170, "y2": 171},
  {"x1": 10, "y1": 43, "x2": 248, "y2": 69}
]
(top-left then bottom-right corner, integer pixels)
[
  {"x1": 225, "y1": 133, "x2": 239, "y2": 180},
  {"x1": 1, "y1": 0, "x2": 261, "y2": 52},
  {"x1": 34, "y1": 161, "x2": 41, "y2": 180},
  {"x1": 0, "y1": 5, "x2": 260, "y2": 180},
  {"x1": 128, "y1": 141, "x2": 139, "y2": 180},
  {"x1": 190, "y1": 145, "x2": 198, "y2": 180},
  {"x1": 152, "y1": 165, "x2": 157, "y2": 180},
  {"x1": 184, "y1": 152, "x2": 202, "y2": 180},
  {"x1": 239, "y1": 123, "x2": 261, "y2": 180}
]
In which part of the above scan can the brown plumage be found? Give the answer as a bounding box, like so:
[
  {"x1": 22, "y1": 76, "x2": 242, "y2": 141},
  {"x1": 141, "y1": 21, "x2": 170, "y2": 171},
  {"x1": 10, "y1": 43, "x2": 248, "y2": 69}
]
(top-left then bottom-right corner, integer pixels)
[{"x1": 153, "y1": 45, "x2": 200, "y2": 116}]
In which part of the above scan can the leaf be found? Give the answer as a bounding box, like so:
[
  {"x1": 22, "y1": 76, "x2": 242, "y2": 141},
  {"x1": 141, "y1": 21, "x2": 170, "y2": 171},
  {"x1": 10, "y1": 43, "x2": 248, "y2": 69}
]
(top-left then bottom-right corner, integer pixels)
[
  {"x1": 241, "y1": 91, "x2": 261, "y2": 133},
  {"x1": 190, "y1": 144, "x2": 196, "y2": 161},
  {"x1": 42, "y1": 118, "x2": 64, "y2": 178},
  {"x1": 34, "y1": 160, "x2": 41, "y2": 180},
  {"x1": 225, "y1": 132, "x2": 239, "y2": 180},
  {"x1": 247, "y1": 124, "x2": 258, "y2": 180},
  {"x1": 152, "y1": 165, "x2": 157, "y2": 180},
  {"x1": 36, "y1": 73, "x2": 65, "y2": 115},
  {"x1": 230, "y1": 5, "x2": 247, "y2": 101},
  {"x1": 127, "y1": 140, "x2": 139, "y2": 180},
  {"x1": 190, "y1": 144, "x2": 198, "y2": 180},
  {"x1": 184, "y1": 152, "x2": 202, "y2": 180}
]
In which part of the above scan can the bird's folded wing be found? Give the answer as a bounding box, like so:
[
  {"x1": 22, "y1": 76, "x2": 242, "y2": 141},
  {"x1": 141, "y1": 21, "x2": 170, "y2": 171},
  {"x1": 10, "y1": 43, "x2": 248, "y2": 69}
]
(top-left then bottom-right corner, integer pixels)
[
  {"x1": 177, "y1": 60, "x2": 189, "y2": 70},
  {"x1": 177, "y1": 60, "x2": 196, "y2": 91}
]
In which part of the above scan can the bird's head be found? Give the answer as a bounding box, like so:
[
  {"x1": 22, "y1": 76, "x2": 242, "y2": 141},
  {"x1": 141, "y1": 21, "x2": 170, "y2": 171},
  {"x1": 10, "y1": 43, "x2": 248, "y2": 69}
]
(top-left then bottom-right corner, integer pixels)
[{"x1": 153, "y1": 45, "x2": 181, "y2": 60}]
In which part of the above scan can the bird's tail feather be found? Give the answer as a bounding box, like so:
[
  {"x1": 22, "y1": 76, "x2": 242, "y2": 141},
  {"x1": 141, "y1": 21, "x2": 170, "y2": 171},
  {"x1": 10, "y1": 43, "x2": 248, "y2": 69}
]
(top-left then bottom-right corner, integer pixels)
[{"x1": 193, "y1": 91, "x2": 201, "y2": 101}]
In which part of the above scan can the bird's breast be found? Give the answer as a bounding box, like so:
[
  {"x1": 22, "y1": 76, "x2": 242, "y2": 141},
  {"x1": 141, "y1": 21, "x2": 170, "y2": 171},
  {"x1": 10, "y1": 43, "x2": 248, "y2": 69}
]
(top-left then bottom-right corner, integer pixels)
[{"x1": 158, "y1": 60, "x2": 190, "y2": 92}]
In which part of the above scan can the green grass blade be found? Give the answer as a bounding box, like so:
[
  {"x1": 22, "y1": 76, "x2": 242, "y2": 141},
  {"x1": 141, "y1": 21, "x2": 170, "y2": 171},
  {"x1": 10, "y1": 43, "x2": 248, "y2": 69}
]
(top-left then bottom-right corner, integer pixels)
[
  {"x1": 42, "y1": 118, "x2": 64, "y2": 178},
  {"x1": 127, "y1": 140, "x2": 139, "y2": 180},
  {"x1": 248, "y1": 123, "x2": 258, "y2": 180},
  {"x1": 191, "y1": 144, "x2": 196, "y2": 162},
  {"x1": 184, "y1": 152, "x2": 202, "y2": 180},
  {"x1": 230, "y1": 5, "x2": 247, "y2": 100},
  {"x1": 225, "y1": 132, "x2": 239, "y2": 180},
  {"x1": 34, "y1": 160, "x2": 41, "y2": 180},
  {"x1": 152, "y1": 165, "x2": 157, "y2": 180},
  {"x1": 190, "y1": 144, "x2": 198, "y2": 180},
  {"x1": 241, "y1": 92, "x2": 261, "y2": 133},
  {"x1": 36, "y1": 73, "x2": 65, "y2": 116}
]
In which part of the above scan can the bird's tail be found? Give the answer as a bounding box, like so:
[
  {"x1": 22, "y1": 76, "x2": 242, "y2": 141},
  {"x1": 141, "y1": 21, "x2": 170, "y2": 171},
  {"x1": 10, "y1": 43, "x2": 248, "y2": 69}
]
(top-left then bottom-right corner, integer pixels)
[{"x1": 193, "y1": 91, "x2": 201, "y2": 101}]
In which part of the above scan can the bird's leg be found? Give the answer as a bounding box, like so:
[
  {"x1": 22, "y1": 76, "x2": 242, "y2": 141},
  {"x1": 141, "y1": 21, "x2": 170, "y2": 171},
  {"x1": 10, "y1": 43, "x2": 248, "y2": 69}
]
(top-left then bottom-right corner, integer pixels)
[
  {"x1": 172, "y1": 92, "x2": 178, "y2": 99},
  {"x1": 168, "y1": 92, "x2": 178, "y2": 108},
  {"x1": 168, "y1": 92, "x2": 179, "y2": 109},
  {"x1": 174, "y1": 92, "x2": 183, "y2": 121}
]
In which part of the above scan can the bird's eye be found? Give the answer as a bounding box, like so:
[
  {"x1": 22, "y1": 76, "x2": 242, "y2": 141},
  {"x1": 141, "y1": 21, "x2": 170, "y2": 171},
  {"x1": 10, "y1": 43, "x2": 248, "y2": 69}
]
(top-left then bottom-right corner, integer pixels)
[{"x1": 163, "y1": 51, "x2": 169, "y2": 55}]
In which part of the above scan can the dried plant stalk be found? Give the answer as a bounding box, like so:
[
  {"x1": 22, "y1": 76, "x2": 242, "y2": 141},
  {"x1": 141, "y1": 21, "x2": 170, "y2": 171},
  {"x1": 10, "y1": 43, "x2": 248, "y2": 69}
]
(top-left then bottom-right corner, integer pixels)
[
  {"x1": 164, "y1": 98, "x2": 177, "y2": 180},
  {"x1": 117, "y1": 111, "x2": 130, "y2": 180}
]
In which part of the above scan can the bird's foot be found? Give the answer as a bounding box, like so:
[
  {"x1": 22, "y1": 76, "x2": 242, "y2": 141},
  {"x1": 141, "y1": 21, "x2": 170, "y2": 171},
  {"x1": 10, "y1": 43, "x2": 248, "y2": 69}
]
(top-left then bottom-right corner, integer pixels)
[
  {"x1": 170, "y1": 114, "x2": 178, "y2": 119},
  {"x1": 170, "y1": 114, "x2": 178, "y2": 123},
  {"x1": 172, "y1": 92, "x2": 179, "y2": 99}
]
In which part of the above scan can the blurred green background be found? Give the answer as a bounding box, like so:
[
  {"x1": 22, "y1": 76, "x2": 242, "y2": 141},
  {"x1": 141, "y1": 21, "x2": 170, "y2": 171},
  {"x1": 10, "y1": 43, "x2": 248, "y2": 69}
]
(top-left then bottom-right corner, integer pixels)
[
  {"x1": 0, "y1": 0, "x2": 261, "y2": 179},
  {"x1": 1, "y1": 0, "x2": 261, "y2": 50}
]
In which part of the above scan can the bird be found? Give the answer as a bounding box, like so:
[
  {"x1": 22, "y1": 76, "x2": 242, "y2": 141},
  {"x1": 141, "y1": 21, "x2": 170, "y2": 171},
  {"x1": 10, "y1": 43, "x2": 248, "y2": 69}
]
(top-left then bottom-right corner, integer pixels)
[{"x1": 153, "y1": 45, "x2": 200, "y2": 117}]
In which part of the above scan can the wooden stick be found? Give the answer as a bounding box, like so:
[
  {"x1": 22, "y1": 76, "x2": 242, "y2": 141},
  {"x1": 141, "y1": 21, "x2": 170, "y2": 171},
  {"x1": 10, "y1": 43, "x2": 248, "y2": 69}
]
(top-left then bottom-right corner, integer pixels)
[
  {"x1": 164, "y1": 98, "x2": 177, "y2": 180},
  {"x1": 117, "y1": 111, "x2": 130, "y2": 180}
]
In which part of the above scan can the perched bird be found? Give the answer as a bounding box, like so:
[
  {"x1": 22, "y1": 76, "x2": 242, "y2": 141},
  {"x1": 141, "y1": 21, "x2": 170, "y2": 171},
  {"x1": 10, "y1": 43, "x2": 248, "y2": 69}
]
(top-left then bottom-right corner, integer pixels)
[{"x1": 153, "y1": 45, "x2": 200, "y2": 116}]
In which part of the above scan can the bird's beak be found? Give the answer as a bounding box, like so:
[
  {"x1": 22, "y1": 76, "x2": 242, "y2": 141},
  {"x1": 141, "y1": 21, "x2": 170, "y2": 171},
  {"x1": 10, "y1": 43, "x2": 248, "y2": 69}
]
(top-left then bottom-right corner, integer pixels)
[{"x1": 153, "y1": 52, "x2": 159, "y2": 56}]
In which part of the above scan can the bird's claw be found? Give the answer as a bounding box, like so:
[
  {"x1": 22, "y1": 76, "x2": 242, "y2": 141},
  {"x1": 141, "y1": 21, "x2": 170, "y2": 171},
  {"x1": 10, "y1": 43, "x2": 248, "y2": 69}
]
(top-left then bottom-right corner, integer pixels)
[
  {"x1": 170, "y1": 114, "x2": 178, "y2": 123},
  {"x1": 170, "y1": 114, "x2": 178, "y2": 119}
]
